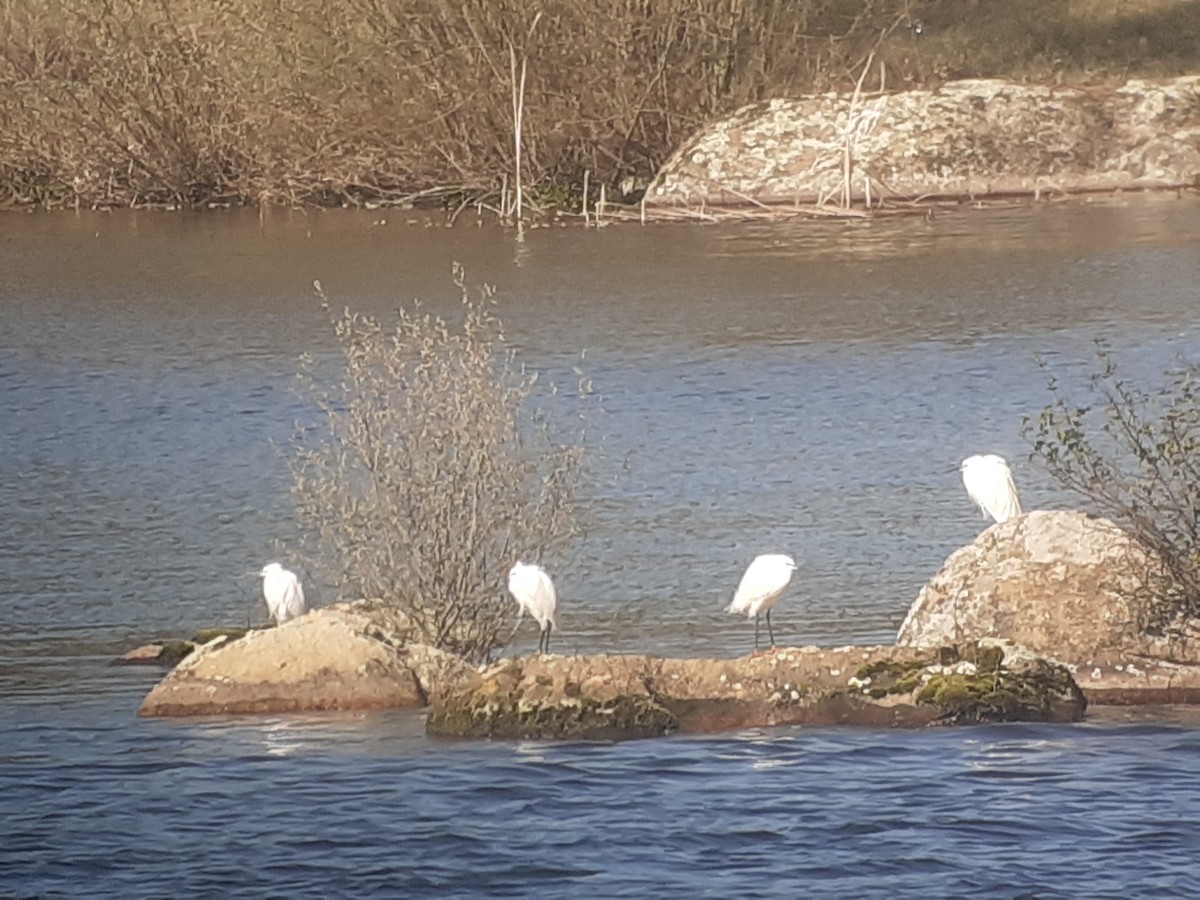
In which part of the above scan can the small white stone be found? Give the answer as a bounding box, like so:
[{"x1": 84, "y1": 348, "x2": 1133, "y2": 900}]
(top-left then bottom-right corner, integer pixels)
[
  {"x1": 1091, "y1": 668, "x2": 1103, "y2": 680},
  {"x1": 829, "y1": 669, "x2": 841, "y2": 677},
  {"x1": 790, "y1": 690, "x2": 800, "y2": 701},
  {"x1": 732, "y1": 682, "x2": 744, "y2": 691}
]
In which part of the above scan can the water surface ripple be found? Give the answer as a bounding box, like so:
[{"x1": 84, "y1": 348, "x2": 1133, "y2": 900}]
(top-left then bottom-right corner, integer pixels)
[{"x1": 2, "y1": 199, "x2": 1200, "y2": 895}]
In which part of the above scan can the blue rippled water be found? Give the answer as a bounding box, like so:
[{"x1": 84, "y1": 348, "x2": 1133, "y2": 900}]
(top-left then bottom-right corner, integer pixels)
[
  {"x1": 3, "y1": 199, "x2": 1200, "y2": 896},
  {"x1": 3, "y1": 672, "x2": 1200, "y2": 897}
]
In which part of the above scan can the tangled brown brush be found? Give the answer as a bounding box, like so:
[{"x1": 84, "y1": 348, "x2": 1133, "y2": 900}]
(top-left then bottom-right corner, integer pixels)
[
  {"x1": 290, "y1": 265, "x2": 590, "y2": 662},
  {"x1": 1024, "y1": 348, "x2": 1200, "y2": 634}
]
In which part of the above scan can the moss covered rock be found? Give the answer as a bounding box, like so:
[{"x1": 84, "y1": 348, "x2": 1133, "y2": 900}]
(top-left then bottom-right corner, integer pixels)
[
  {"x1": 428, "y1": 655, "x2": 680, "y2": 740},
  {"x1": 837, "y1": 641, "x2": 1084, "y2": 725},
  {"x1": 428, "y1": 642, "x2": 1085, "y2": 741}
]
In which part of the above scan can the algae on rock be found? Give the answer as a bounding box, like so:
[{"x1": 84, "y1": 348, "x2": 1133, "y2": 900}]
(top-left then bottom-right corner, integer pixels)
[
  {"x1": 426, "y1": 691, "x2": 679, "y2": 741},
  {"x1": 428, "y1": 643, "x2": 1086, "y2": 741},
  {"x1": 846, "y1": 642, "x2": 1085, "y2": 725}
]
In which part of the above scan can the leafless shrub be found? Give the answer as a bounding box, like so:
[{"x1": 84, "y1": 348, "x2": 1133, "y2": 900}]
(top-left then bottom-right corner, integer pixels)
[
  {"x1": 1022, "y1": 349, "x2": 1200, "y2": 632},
  {"x1": 290, "y1": 265, "x2": 590, "y2": 662}
]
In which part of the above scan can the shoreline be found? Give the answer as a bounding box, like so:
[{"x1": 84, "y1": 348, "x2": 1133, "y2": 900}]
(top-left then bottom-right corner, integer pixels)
[{"x1": 4, "y1": 182, "x2": 1196, "y2": 228}]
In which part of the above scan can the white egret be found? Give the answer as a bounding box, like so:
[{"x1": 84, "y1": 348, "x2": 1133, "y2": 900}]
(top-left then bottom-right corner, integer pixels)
[
  {"x1": 260, "y1": 562, "x2": 307, "y2": 625},
  {"x1": 507, "y1": 561, "x2": 558, "y2": 654},
  {"x1": 960, "y1": 454, "x2": 1023, "y2": 524},
  {"x1": 727, "y1": 554, "x2": 797, "y2": 652}
]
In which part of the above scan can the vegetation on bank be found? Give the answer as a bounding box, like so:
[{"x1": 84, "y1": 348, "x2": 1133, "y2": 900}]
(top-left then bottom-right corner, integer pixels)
[
  {"x1": 1024, "y1": 350, "x2": 1200, "y2": 633},
  {"x1": 289, "y1": 268, "x2": 591, "y2": 663},
  {"x1": 1, "y1": 0, "x2": 1198, "y2": 211}
]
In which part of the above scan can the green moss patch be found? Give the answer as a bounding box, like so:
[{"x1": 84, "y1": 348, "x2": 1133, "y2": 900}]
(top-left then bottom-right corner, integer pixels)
[
  {"x1": 916, "y1": 658, "x2": 1084, "y2": 725},
  {"x1": 427, "y1": 690, "x2": 679, "y2": 741},
  {"x1": 155, "y1": 641, "x2": 197, "y2": 667},
  {"x1": 856, "y1": 658, "x2": 930, "y2": 699},
  {"x1": 850, "y1": 643, "x2": 1083, "y2": 724},
  {"x1": 190, "y1": 627, "x2": 247, "y2": 644}
]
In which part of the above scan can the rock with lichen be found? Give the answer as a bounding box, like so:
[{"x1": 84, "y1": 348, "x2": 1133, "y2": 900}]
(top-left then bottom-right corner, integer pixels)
[
  {"x1": 898, "y1": 509, "x2": 1200, "y2": 665},
  {"x1": 426, "y1": 642, "x2": 1085, "y2": 741},
  {"x1": 898, "y1": 510, "x2": 1200, "y2": 705},
  {"x1": 648, "y1": 76, "x2": 1200, "y2": 208}
]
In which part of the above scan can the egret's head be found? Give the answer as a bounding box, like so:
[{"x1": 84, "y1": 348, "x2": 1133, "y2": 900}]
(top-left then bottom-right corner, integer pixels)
[{"x1": 260, "y1": 562, "x2": 283, "y2": 578}]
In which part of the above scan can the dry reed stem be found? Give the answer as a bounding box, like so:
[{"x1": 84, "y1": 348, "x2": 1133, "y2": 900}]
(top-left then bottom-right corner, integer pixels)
[
  {"x1": 582, "y1": 168, "x2": 590, "y2": 225},
  {"x1": 842, "y1": 50, "x2": 875, "y2": 210}
]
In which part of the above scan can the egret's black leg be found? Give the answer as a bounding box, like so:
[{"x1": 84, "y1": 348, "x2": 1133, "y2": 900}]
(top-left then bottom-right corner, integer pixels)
[
  {"x1": 766, "y1": 610, "x2": 776, "y2": 648},
  {"x1": 753, "y1": 615, "x2": 760, "y2": 652}
]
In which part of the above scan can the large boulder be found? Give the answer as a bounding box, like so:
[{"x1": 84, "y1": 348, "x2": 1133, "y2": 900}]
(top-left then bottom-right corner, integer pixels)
[
  {"x1": 647, "y1": 76, "x2": 1200, "y2": 208},
  {"x1": 138, "y1": 606, "x2": 475, "y2": 717},
  {"x1": 898, "y1": 509, "x2": 1200, "y2": 669},
  {"x1": 426, "y1": 641, "x2": 1085, "y2": 741}
]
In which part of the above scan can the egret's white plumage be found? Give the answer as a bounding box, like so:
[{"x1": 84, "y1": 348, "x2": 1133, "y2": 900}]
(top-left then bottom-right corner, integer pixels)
[
  {"x1": 507, "y1": 561, "x2": 558, "y2": 654},
  {"x1": 727, "y1": 554, "x2": 797, "y2": 651},
  {"x1": 960, "y1": 454, "x2": 1023, "y2": 524},
  {"x1": 260, "y1": 562, "x2": 307, "y2": 625}
]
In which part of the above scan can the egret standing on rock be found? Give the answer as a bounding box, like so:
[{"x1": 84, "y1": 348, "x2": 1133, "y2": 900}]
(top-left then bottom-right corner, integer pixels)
[
  {"x1": 507, "y1": 562, "x2": 558, "y2": 654},
  {"x1": 960, "y1": 454, "x2": 1023, "y2": 524},
  {"x1": 727, "y1": 554, "x2": 797, "y2": 652},
  {"x1": 260, "y1": 562, "x2": 307, "y2": 625}
]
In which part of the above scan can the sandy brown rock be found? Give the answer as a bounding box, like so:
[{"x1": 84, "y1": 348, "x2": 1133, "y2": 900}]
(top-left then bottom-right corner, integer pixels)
[
  {"x1": 116, "y1": 628, "x2": 246, "y2": 667},
  {"x1": 896, "y1": 510, "x2": 1197, "y2": 663},
  {"x1": 1070, "y1": 651, "x2": 1200, "y2": 705},
  {"x1": 138, "y1": 608, "x2": 424, "y2": 717},
  {"x1": 427, "y1": 642, "x2": 1085, "y2": 741},
  {"x1": 648, "y1": 76, "x2": 1200, "y2": 208},
  {"x1": 115, "y1": 644, "x2": 177, "y2": 665},
  {"x1": 400, "y1": 643, "x2": 481, "y2": 705}
]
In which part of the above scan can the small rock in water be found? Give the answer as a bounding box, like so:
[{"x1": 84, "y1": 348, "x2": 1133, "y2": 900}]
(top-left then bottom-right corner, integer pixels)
[
  {"x1": 114, "y1": 641, "x2": 196, "y2": 667},
  {"x1": 115, "y1": 644, "x2": 169, "y2": 666}
]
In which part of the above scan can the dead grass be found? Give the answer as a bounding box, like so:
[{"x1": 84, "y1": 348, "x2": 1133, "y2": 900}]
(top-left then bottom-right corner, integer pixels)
[{"x1": 0, "y1": 0, "x2": 1196, "y2": 210}]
